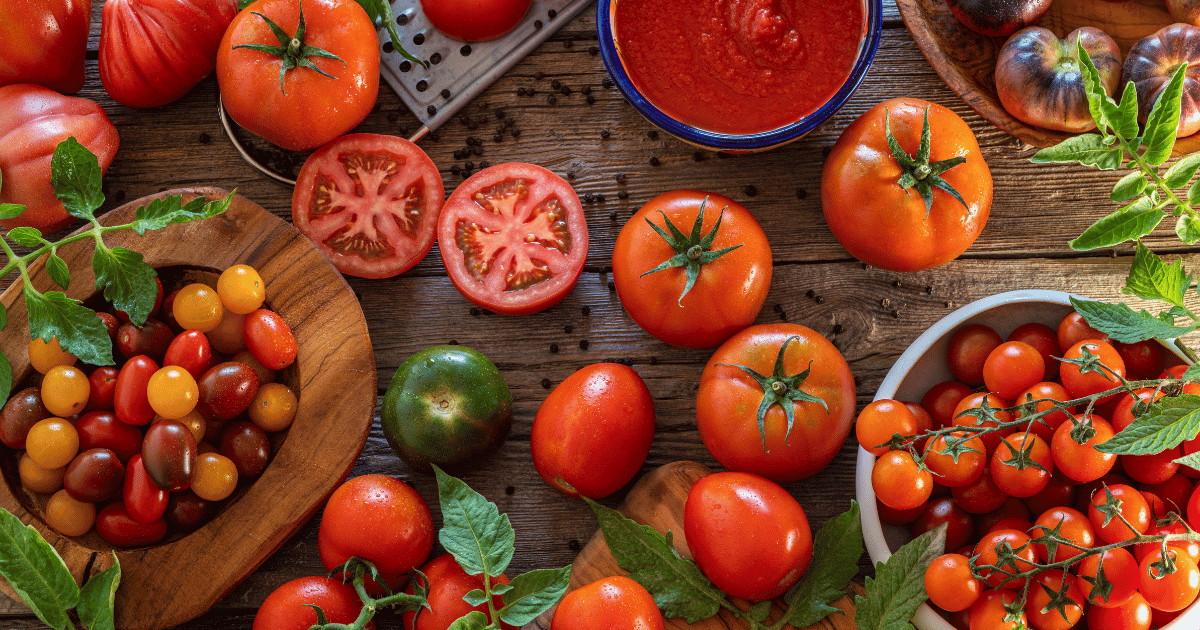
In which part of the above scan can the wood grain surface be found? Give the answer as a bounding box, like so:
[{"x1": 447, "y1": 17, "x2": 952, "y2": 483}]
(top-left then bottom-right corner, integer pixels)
[
  {"x1": 0, "y1": 190, "x2": 375, "y2": 629},
  {"x1": 3, "y1": 1, "x2": 1200, "y2": 629}
]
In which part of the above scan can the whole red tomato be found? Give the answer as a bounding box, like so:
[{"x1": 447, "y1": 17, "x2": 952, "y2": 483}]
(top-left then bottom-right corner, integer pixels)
[
  {"x1": 684, "y1": 471, "x2": 812, "y2": 602},
  {"x1": 0, "y1": 0, "x2": 91, "y2": 94},
  {"x1": 531, "y1": 363, "x2": 655, "y2": 499},
  {"x1": 318, "y1": 474, "x2": 434, "y2": 592},
  {"x1": 421, "y1": 0, "x2": 532, "y2": 42},
  {"x1": 0, "y1": 85, "x2": 120, "y2": 234},
  {"x1": 821, "y1": 97, "x2": 992, "y2": 272},
  {"x1": 612, "y1": 190, "x2": 772, "y2": 349},
  {"x1": 551, "y1": 575, "x2": 665, "y2": 630},
  {"x1": 402, "y1": 554, "x2": 515, "y2": 630},
  {"x1": 216, "y1": 0, "x2": 379, "y2": 151},
  {"x1": 291, "y1": 134, "x2": 444, "y2": 279},
  {"x1": 100, "y1": 0, "x2": 239, "y2": 108},
  {"x1": 253, "y1": 575, "x2": 373, "y2": 630},
  {"x1": 696, "y1": 323, "x2": 855, "y2": 483}
]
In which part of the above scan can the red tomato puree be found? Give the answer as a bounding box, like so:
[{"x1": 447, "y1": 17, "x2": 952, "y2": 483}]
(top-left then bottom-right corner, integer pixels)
[{"x1": 614, "y1": 0, "x2": 865, "y2": 135}]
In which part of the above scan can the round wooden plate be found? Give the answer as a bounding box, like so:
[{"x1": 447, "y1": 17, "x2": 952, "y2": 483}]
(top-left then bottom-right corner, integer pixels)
[
  {"x1": 0, "y1": 188, "x2": 376, "y2": 630},
  {"x1": 896, "y1": 0, "x2": 1200, "y2": 154}
]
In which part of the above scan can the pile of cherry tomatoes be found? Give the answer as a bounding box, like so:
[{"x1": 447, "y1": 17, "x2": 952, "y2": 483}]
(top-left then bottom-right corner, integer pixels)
[
  {"x1": 2, "y1": 263, "x2": 298, "y2": 546},
  {"x1": 859, "y1": 308, "x2": 1200, "y2": 629}
]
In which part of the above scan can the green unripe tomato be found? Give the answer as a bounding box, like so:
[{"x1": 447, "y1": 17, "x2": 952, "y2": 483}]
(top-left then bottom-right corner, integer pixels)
[{"x1": 381, "y1": 345, "x2": 512, "y2": 474}]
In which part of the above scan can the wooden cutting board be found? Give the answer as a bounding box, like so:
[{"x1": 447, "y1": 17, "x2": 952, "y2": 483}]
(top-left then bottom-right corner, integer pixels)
[{"x1": 526, "y1": 461, "x2": 861, "y2": 630}]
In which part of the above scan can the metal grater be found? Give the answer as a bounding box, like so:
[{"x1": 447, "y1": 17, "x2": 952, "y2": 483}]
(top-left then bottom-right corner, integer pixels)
[{"x1": 380, "y1": 0, "x2": 593, "y2": 141}]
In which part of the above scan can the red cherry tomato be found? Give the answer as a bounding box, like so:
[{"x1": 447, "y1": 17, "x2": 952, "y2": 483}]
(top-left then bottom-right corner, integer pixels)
[
  {"x1": 437, "y1": 163, "x2": 588, "y2": 315},
  {"x1": 253, "y1": 575, "x2": 374, "y2": 630},
  {"x1": 318, "y1": 475, "x2": 434, "y2": 592},
  {"x1": 1051, "y1": 413, "x2": 1117, "y2": 483},
  {"x1": 243, "y1": 309, "x2": 297, "y2": 370},
  {"x1": 1077, "y1": 547, "x2": 1139, "y2": 608},
  {"x1": 1140, "y1": 549, "x2": 1200, "y2": 612},
  {"x1": 947, "y1": 324, "x2": 1002, "y2": 386},
  {"x1": 684, "y1": 471, "x2": 812, "y2": 602},
  {"x1": 531, "y1": 363, "x2": 655, "y2": 499},
  {"x1": 922, "y1": 381, "x2": 973, "y2": 428},
  {"x1": 873, "y1": 450, "x2": 933, "y2": 511},
  {"x1": 1057, "y1": 310, "x2": 1108, "y2": 352},
  {"x1": 1060, "y1": 339, "x2": 1126, "y2": 402},
  {"x1": 114, "y1": 355, "x2": 159, "y2": 426},
  {"x1": 1006, "y1": 321, "x2": 1059, "y2": 380},
  {"x1": 291, "y1": 134, "x2": 445, "y2": 279},
  {"x1": 1115, "y1": 339, "x2": 1166, "y2": 380},
  {"x1": 95, "y1": 502, "x2": 167, "y2": 547},
  {"x1": 856, "y1": 399, "x2": 919, "y2": 456},
  {"x1": 982, "y1": 341, "x2": 1044, "y2": 401},
  {"x1": 1086, "y1": 591, "x2": 1151, "y2": 630},
  {"x1": 551, "y1": 575, "x2": 664, "y2": 630},
  {"x1": 1088, "y1": 483, "x2": 1150, "y2": 544},
  {"x1": 924, "y1": 553, "x2": 982, "y2": 613},
  {"x1": 973, "y1": 529, "x2": 1036, "y2": 589},
  {"x1": 123, "y1": 454, "x2": 168, "y2": 525},
  {"x1": 86, "y1": 367, "x2": 119, "y2": 412},
  {"x1": 989, "y1": 433, "x2": 1053, "y2": 498},
  {"x1": 75, "y1": 410, "x2": 142, "y2": 463},
  {"x1": 163, "y1": 330, "x2": 213, "y2": 380},
  {"x1": 420, "y1": 0, "x2": 532, "y2": 42}
]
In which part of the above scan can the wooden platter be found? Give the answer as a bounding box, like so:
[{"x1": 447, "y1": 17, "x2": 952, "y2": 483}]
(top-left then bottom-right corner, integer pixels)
[
  {"x1": 0, "y1": 189, "x2": 376, "y2": 630},
  {"x1": 895, "y1": 0, "x2": 1200, "y2": 153},
  {"x1": 528, "y1": 461, "x2": 860, "y2": 630}
]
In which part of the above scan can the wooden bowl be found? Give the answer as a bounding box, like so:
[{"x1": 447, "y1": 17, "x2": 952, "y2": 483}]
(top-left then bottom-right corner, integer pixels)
[
  {"x1": 0, "y1": 188, "x2": 376, "y2": 630},
  {"x1": 896, "y1": 0, "x2": 1200, "y2": 154}
]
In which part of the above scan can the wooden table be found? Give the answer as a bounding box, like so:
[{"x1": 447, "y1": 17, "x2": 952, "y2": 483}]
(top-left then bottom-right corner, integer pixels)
[{"x1": 3, "y1": 2, "x2": 1193, "y2": 628}]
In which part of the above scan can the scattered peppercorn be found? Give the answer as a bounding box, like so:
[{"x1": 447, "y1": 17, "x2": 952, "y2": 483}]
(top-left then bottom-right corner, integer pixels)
[
  {"x1": 551, "y1": 79, "x2": 562, "y2": 89},
  {"x1": 541, "y1": 378, "x2": 551, "y2": 389},
  {"x1": 743, "y1": 185, "x2": 757, "y2": 196},
  {"x1": 926, "y1": 285, "x2": 933, "y2": 294},
  {"x1": 596, "y1": 194, "x2": 605, "y2": 202},
  {"x1": 564, "y1": 38, "x2": 573, "y2": 48},
  {"x1": 470, "y1": 308, "x2": 480, "y2": 316},
  {"x1": 815, "y1": 296, "x2": 824, "y2": 304},
  {"x1": 548, "y1": 8, "x2": 557, "y2": 18},
  {"x1": 589, "y1": 46, "x2": 599, "y2": 55},
  {"x1": 806, "y1": 290, "x2": 815, "y2": 298},
  {"x1": 891, "y1": 310, "x2": 900, "y2": 318},
  {"x1": 516, "y1": 88, "x2": 527, "y2": 96},
  {"x1": 198, "y1": 132, "x2": 211, "y2": 144},
  {"x1": 600, "y1": 129, "x2": 610, "y2": 139},
  {"x1": 547, "y1": 94, "x2": 557, "y2": 104},
  {"x1": 465, "y1": 161, "x2": 475, "y2": 170},
  {"x1": 534, "y1": 20, "x2": 543, "y2": 28},
  {"x1": 427, "y1": 105, "x2": 437, "y2": 116},
  {"x1": 480, "y1": 160, "x2": 490, "y2": 169},
  {"x1": 693, "y1": 151, "x2": 706, "y2": 161},
  {"x1": 505, "y1": 486, "x2": 515, "y2": 495},
  {"x1": 822, "y1": 146, "x2": 833, "y2": 158},
  {"x1": 448, "y1": 339, "x2": 457, "y2": 345},
  {"x1": 609, "y1": 211, "x2": 618, "y2": 220},
  {"x1": 511, "y1": 129, "x2": 521, "y2": 137},
  {"x1": 649, "y1": 356, "x2": 658, "y2": 365},
  {"x1": 603, "y1": 78, "x2": 614, "y2": 88},
  {"x1": 564, "y1": 324, "x2": 574, "y2": 334},
  {"x1": 461, "y1": 45, "x2": 472, "y2": 56},
  {"x1": 646, "y1": 129, "x2": 657, "y2": 139},
  {"x1": 649, "y1": 157, "x2": 660, "y2": 166},
  {"x1": 615, "y1": 173, "x2": 626, "y2": 183},
  {"x1": 832, "y1": 324, "x2": 844, "y2": 334},
  {"x1": 560, "y1": 85, "x2": 572, "y2": 95},
  {"x1": 450, "y1": 165, "x2": 461, "y2": 174},
  {"x1": 584, "y1": 193, "x2": 595, "y2": 203},
  {"x1": 579, "y1": 340, "x2": 589, "y2": 350},
  {"x1": 430, "y1": 53, "x2": 442, "y2": 65},
  {"x1": 472, "y1": 146, "x2": 482, "y2": 156},
  {"x1": 567, "y1": 171, "x2": 576, "y2": 179},
  {"x1": 535, "y1": 72, "x2": 544, "y2": 80},
  {"x1": 550, "y1": 343, "x2": 559, "y2": 353},
  {"x1": 568, "y1": 539, "x2": 581, "y2": 551},
  {"x1": 461, "y1": 169, "x2": 472, "y2": 178},
  {"x1": 795, "y1": 187, "x2": 808, "y2": 199},
  {"x1": 586, "y1": 94, "x2": 596, "y2": 105},
  {"x1": 607, "y1": 281, "x2": 615, "y2": 291},
  {"x1": 581, "y1": 306, "x2": 591, "y2": 315},
  {"x1": 413, "y1": 33, "x2": 425, "y2": 45},
  {"x1": 617, "y1": 191, "x2": 629, "y2": 199}
]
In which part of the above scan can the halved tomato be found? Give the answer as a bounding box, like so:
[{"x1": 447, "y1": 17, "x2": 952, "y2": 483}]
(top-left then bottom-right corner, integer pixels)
[
  {"x1": 437, "y1": 163, "x2": 588, "y2": 315},
  {"x1": 291, "y1": 133, "x2": 444, "y2": 279}
]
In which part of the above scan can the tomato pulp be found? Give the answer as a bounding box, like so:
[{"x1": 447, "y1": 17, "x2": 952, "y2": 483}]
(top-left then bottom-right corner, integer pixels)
[{"x1": 612, "y1": 0, "x2": 865, "y2": 135}]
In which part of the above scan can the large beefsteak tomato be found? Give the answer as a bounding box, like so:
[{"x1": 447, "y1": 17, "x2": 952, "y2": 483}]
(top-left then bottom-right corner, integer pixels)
[
  {"x1": 100, "y1": 0, "x2": 240, "y2": 108},
  {"x1": 821, "y1": 97, "x2": 992, "y2": 272},
  {"x1": 612, "y1": 190, "x2": 772, "y2": 349},
  {"x1": 696, "y1": 323, "x2": 855, "y2": 483},
  {"x1": 216, "y1": 0, "x2": 379, "y2": 151},
  {"x1": 0, "y1": 85, "x2": 120, "y2": 234},
  {"x1": 0, "y1": 0, "x2": 91, "y2": 94}
]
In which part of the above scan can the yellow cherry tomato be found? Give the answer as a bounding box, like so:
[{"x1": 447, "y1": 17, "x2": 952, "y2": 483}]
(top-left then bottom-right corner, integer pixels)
[
  {"x1": 25, "y1": 418, "x2": 78, "y2": 470},
  {"x1": 217, "y1": 264, "x2": 266, "y2": 314},
  {"x1": 41, "y1": 365, "x2": 90, "y2": 417},
  {"x1": 146, "y1": 367, "x2": 199, "y2": 419},
  {"x1": 173, "y1": 283, "x2": 224, "y2": 332},
  {"x1": 192, "y1": 453, "x2": 238, "y2": 501},
  {"x1": 248, "y1": 383, "x2": 298, "y2": 432},
  {"x1": 19, "y1": 452, "x2": 66, "y2": 494},
  {"x1": 46, "y1": 489, "x2": 95, "y2": 537},
  {"x1": 29, "y1": 336, "x2": 76, "y2": 374}
]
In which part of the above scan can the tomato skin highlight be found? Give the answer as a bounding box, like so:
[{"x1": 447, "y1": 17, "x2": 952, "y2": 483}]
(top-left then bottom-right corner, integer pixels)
[
  {"x1": 684, "y1": 471, "x2": 812, "y2": 602},
  {"x1": 612, "y1": 190, "x2": 772, "y2": 349},
  {"x1": 216, "y1": 0, "x2": 380, "y2": 151},
  {"x1": 438, "y1": 163, "x2": 588, "y2": 315},
  {"x1": 291, "y1": 133, "x2": 445, "y2": 279},
  {"x1": 821, "y1": 97, "x2": 992, "y2": 272},
  {"x1": 531, "y1": 363, "x2": 655, "y2": 499},
  {"x1": 696, "y1": 323, "x2": 854, "y2": 483}
]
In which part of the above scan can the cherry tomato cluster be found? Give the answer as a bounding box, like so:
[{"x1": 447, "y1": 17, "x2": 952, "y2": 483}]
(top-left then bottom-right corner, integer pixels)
[
  {"x1": 860, "y1": 308, "x2": 1200, "y2": 629},
  {"x1": 3, "y1": 264, "x2": 300, "y2": 546}
]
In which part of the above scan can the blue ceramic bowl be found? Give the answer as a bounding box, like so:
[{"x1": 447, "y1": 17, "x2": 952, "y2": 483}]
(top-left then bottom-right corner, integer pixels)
[{"x1": 596, "y1": 0, "x2": 882, "y2": 152}]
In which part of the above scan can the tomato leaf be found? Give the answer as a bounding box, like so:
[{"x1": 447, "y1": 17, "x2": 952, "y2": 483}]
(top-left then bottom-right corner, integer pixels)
[
  {"x1": 1031, "y1": 133, "x2": 1122, "y2": 170},
  {"x1": 92, "y1": 245, "x2": 158, "y2": 327},
  {"x1": 76, "y1": 554, "x2": 121, "y2": 630},
  {"x1": 50, "y1": 136, "x2": 104, "y2": 221},
  {"x1": 0, "y1": 351, "x2": 11, "y2": 400},
  {"x1": 0, "y1": 204, "x2": 25, "y2": 220},
  {"x1": 1070, "y1": 296, "x2": 1194, "y2": 343},
  {"x1": 585, "y1": 498, "x2": 725, "y2": 624},
  {"x1": 1068, "y1": 196, "x2": 1163, "y2": 250},
  {"x1": 131, "y1": 193, "x2": 233, "y2": 236},
  {"x1": 1096, "y1": 394, "x2": 1200, "y2": 455},
  {"x1": 447, "y1": 610, "x2": 488, "y2": 630},
  {"x1": 1164, "y1": 153, "x2": 1200, "y2": 189},
  {"x1": 775, "y1": 502, "x2": 863, "y2": 628},
  {"x1": 434, "y1": 466, "x2": 515, "y2": 579},
  {"x1": 498, "y1": 566, "x2": 571, "y2": 626},
  {"x1": 1142, "y1": 63, "x2": 1188, "y2": 167},
  {"x1": 1177, "y1": 214, "x2": 1200, "y2": 244},
  {"x1": 47, "y1": 253, "x2": 69, "y2": 291},
  {"x1": 25, "y1": 286, "x2": 113, "y2": 366},
  {"x1": 1123, "y1": 242, "x2": 1192, "y2": 308},
  {"x1": 854, "y1": 524, "x2": 946, "y2": 630},
  {"x1": 7, "y1": 227, "x2": 42, "y2": 248},
  {"x1": 1111, "y1": 171, "x2": 1149, "y2": 202},
  {"x1": 0, "y1": 509, "x2": 81, "y2": 630}
]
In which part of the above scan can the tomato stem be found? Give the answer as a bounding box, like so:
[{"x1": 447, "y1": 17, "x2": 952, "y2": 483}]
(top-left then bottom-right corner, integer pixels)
[
  {"x1": 716, "y1": 336, "x2": 829, "y2": 452},
  {"x1": 232, "y1": 3, "x2": 347, "y2": 96},
  {"x1": 884, "y1": 106, "x2": 968, "y2": 218},
  {"x1": 640, "y1": 196, "x2": 744, "y2": 306}
]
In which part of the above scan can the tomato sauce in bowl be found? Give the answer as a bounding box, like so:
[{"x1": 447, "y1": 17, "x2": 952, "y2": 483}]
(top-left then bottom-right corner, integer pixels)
[{"x1": 599, "y1": 0, "x2": 881, "y2": 151}]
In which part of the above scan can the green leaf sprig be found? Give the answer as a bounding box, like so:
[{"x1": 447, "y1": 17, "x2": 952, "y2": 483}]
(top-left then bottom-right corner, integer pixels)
[
  {"x1": 587, "y1": 498, "x2": 864, "y2": 630},
  {"x1": 0, "y1": 137, "x2": 233, "y2": 399},
  {"x1": 854, "y1": 524, "x2": 945, "y2": 630},
  {"x1": 0, "y1": 508, "x2": 120, "y2": 630}
]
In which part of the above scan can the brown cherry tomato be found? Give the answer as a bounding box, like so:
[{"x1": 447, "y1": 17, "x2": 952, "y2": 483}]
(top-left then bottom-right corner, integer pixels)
[
  {"x1": 116, "y1": 318, "x2": 173, "y2": 361},
  {"x1": 996, "y1": 26, "x2": 1121, "y2": 132},
  {"x1": 141, "y1": 419, "x2": 197, "y2": 491},
  {"x1": 0, "y1": 386, "x2": 51, "y2": 449},
  {"x1": 197, "y1": 361, "x2": 259, "y2": 420},
  {"x1": 219, "y1": 421, "x2": 270, "y2": 477}
]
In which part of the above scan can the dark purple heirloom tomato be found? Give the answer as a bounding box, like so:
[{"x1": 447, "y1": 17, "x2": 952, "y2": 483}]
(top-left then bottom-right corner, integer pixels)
[
  {"x1": 946, "y1": 0, "x2": 1053, "y2": 37},
  {"x1": 1168, "y1": 0, "x2": 1200, "y2": 26},
  {"x1": 116, "y1": 318, "x2": 172, "y2": 361},
  {"x1": 996, "y1": 26, "x2": 1122, "y2": 132},
  {"x1": 166, "y1": 489, "x2": 217, "y2": 533},
  {"x1": 1124, "y1": 24, "x2": 1200, "y2": 138}
]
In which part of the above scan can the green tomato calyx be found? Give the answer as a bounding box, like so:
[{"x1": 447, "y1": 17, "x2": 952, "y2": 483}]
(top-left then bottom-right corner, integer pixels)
[
  {"x1": 640, "y1": 196, "x2": 743, "y2": 306},
  {"x1": 716, "y1": 336, "x2": 830, "y2": 452},
  {"x1": 885, "y1": 106, "x2": 968, "y2": 218},
  {"x1": 233, "y1": 3, "x2": 347, "y2": 96}
]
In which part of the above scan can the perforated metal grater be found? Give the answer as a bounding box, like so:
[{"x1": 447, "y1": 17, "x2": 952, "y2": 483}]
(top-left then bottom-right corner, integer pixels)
[{"x1": 380, "y1": 0, "x2": 593, "y2": 141}]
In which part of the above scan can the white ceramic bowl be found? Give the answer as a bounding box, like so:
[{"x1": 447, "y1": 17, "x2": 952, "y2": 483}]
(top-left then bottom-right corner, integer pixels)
[{"x1": 855, "y1": 289, "x2": 1197, "y2": 629}]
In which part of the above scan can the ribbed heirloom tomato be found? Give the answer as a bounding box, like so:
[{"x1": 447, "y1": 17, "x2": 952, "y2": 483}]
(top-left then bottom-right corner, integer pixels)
[
  {"x1": 612, "y1": 190, "x2": 772, "y2": 349},
  {"x1": 821, "y1": 97, "x2": 992, "y2": 272},
  {"x1": 216, "y1": 0, "x2": 379, "y2": 151},
  {"x1": 696, "y1": 323, "x2": 855, "y2": 483}
]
